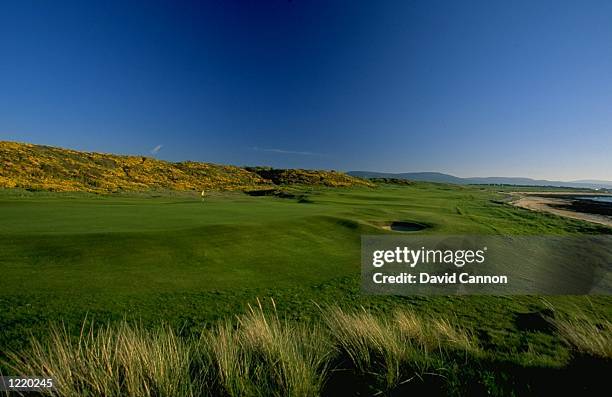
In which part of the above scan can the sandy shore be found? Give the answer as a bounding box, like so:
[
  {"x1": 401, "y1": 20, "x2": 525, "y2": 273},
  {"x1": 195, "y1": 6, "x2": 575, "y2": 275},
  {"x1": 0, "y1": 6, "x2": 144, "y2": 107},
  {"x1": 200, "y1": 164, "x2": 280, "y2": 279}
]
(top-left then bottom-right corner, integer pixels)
[{"x1": 512, "y1": 194, "x2": 612, "y2": 228}]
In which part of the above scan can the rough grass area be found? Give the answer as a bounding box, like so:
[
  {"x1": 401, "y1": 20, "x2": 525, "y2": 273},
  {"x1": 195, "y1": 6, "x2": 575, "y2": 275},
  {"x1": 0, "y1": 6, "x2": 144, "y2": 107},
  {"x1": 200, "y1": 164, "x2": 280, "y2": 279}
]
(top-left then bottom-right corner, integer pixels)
[
  {"x1": 548, "y1": 305, "x2": 612, "y2": 359},
  {"x1": 4, "y1": 302, "x2": 611, "y2": 396},
  {"x1": 0, "y1": 141, "x2": 370, "y2": 192},
  {"x1": 245, "y1": 166, "x2": 374, "y2": 187}
]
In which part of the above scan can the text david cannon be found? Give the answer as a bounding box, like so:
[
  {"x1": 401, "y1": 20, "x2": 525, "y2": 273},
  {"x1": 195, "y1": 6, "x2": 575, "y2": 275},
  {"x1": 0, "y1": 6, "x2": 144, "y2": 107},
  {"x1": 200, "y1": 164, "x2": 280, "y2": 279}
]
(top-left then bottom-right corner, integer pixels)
[{"x1": 372, "y1": 272, "x2": 508, "y2": 284}]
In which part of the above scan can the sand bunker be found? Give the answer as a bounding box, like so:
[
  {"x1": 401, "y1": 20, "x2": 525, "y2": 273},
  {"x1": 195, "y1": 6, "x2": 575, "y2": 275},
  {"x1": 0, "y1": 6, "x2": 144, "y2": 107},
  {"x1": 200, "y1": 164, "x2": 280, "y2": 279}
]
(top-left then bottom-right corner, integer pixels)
[{"x1": 382, "y1": 221, "x2": 427, "y2": 232}]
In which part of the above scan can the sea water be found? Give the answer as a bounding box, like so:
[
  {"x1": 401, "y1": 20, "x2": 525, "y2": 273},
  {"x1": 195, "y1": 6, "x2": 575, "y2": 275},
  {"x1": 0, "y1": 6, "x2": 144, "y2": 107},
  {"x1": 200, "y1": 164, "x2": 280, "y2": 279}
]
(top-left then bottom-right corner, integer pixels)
[{"x1": 577, "y1": 196, "x2": 612, "y2": 203}]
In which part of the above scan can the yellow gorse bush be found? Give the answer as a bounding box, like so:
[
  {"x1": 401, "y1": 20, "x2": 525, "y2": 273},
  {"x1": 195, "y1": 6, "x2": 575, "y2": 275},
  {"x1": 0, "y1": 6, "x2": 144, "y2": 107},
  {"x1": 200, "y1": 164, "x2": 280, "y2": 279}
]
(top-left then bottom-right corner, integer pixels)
[{"x1": 0, "y1": 141, "x2": 372, "y2": 193}]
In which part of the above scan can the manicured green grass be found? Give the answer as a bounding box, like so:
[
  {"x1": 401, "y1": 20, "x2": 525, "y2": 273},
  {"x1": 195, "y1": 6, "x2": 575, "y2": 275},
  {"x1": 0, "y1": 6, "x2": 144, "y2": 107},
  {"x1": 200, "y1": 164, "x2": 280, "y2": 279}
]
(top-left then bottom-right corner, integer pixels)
[{"x1": 1, "y1": 183, "x2": 611, "y2": 388}]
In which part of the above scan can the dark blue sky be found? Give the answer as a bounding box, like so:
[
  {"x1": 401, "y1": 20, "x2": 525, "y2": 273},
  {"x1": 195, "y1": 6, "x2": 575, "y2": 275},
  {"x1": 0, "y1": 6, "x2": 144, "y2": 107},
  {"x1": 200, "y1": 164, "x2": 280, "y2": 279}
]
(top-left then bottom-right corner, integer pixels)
[{"x1": 1, "y1": 1, "x2": 611, "y2": 180}]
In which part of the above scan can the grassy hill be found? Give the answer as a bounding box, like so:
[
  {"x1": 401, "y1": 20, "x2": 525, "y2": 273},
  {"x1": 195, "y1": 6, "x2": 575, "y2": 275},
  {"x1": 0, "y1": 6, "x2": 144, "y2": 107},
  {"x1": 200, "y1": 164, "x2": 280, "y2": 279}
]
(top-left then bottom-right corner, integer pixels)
[
  {"x1": 246, "y1": 166, "x2": 374, "y2": 187},
  {"x1": 0, "y1": 141, "x2": 372, "y2": 193}
]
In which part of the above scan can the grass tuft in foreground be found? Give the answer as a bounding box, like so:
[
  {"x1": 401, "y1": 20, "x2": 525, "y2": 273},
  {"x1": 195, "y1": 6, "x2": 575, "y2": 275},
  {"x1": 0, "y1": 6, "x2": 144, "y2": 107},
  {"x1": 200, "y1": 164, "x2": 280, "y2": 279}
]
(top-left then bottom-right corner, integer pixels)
[
  {"x1": 323, "y1": 307, "x2": 477, "y2": 393},
  {"x1": 205, "y1": 299, "x2": 331, "y2": 397},
  {"x1": 5, "y1": 321, "x2": 197, "y2": 397},
  {"x1": 548, "y1": 307, "x2": 612, "y2": 359},
  {"x1": 3, "y1": 302, "x2": 611, "y2": 396}
]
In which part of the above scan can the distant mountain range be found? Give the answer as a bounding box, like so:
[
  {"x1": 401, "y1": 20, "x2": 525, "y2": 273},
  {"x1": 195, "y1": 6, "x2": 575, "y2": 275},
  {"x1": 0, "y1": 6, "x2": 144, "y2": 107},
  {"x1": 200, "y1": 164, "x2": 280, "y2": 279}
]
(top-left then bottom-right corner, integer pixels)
[{"x1": 348, "y1": 171, "x2": 612, "y2": 190}]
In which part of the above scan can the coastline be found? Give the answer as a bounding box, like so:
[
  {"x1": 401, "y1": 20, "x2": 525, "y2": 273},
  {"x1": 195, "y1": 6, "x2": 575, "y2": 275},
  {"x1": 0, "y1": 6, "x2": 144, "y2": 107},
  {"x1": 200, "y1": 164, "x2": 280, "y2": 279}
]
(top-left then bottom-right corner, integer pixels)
[{"x1": 511, "y1": 193, "x2": 612, "y2": 228}]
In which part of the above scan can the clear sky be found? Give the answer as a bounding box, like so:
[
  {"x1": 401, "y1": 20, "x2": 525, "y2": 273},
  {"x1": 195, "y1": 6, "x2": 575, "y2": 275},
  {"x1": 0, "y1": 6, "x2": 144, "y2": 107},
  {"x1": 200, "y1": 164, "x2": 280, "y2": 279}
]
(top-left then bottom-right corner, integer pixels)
[{"x1": 1, "y1": 0, "x2": 611, "y2": 180}]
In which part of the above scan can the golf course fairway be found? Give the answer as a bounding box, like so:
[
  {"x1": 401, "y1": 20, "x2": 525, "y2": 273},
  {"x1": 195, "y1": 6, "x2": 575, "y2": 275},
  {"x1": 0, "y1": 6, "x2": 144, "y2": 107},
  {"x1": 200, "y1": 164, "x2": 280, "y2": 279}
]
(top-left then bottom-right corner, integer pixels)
[{"x1": 1, "y1": 183, "x2": 611, "y2": 395}]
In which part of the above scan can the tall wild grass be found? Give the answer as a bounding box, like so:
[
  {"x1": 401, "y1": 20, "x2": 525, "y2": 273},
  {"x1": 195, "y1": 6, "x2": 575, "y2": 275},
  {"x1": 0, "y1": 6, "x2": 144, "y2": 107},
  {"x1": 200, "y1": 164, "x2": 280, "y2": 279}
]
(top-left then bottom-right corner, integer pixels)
[
  {"x1": 548, "y1": 308, "x2": 612, "y2": 359},
  {"x1": 4, "y1": 301, "x2": 608, "y2": 396}
]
